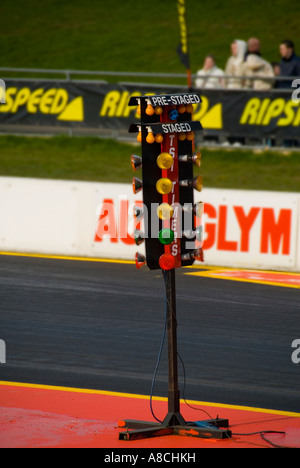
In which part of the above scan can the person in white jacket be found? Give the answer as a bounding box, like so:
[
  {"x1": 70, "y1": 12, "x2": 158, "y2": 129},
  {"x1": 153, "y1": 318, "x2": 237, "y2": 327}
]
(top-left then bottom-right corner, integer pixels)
[
  {"x1": 225, "y1": 39, "x2": 247, "y2": 89},
  {"x1": 195, "y1": 55, "x2": 225, "y2": 89},
  {"x1": 241, "y1": 38, "x2": 275, "y2": 90}
]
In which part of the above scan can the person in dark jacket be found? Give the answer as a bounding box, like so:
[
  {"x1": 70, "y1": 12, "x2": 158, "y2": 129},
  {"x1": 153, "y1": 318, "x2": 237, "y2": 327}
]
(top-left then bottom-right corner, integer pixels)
[{"x1": 278, "y1": 40, "x2": 300, "y2": 88}]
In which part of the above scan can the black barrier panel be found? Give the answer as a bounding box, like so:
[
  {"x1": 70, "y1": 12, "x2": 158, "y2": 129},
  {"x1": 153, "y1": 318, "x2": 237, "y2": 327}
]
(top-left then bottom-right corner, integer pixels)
[{"x1": 0, "y1": 80, "x2": 299, "y2": 142}]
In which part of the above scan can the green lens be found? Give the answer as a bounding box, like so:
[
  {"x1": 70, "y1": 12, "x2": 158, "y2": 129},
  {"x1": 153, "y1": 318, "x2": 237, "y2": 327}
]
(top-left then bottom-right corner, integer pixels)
[{"x1": 159, "y1": 228, "x2": 174, "y2": 245}]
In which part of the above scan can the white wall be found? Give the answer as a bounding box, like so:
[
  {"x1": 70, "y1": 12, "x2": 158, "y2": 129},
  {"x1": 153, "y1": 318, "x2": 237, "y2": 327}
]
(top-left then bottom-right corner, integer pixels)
[{"x1": 0, "y1": 176, "x2": 299, "y2": 271}]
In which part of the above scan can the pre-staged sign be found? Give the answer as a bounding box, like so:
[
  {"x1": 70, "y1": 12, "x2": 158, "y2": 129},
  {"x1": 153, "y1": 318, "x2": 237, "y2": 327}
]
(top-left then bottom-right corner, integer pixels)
[{"x1": 0, "y1": 80, "x2": 299, "y2": 140}]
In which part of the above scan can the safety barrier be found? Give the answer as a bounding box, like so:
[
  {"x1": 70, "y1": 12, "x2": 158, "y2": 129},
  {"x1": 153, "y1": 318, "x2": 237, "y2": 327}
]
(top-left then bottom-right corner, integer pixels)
[{"x1": 0, "y1": 177, "x2": 299, "y2": 272}]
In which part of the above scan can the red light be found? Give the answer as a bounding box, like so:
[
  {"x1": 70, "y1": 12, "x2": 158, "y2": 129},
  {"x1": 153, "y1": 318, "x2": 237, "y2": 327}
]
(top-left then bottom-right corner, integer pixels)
[
  {"x1": 193, "y1": 248, "x2": 204, "y2": 262},
  {"x1": 135, "y1": 252, "x2": 146, "y2": 269},
  {"x1": 159, "y1": 253, "x2": 175, "y2": 270}
]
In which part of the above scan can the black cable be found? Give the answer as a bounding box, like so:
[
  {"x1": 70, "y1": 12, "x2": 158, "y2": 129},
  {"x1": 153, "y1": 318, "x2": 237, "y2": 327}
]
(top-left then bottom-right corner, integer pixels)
[
  {"x1": 149, "y1": 270, "x2": 168, "y2": 423},
  {"x1": 150, "y1": 269, "x2": 214, "y2": 422},
  {"x1": 149, "y1": 272, "x2": 290, "y2": 448},
  {"x1": 229, "y1": 430, "x2": 288, "y2": 448},
  {"x1": 177, "y1": 351, "x2": 214, "y2": 420}
]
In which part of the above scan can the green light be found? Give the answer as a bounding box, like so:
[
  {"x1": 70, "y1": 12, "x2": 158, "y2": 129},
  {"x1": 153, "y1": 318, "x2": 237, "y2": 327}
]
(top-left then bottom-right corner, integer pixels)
[{"x1": 159, "y1": 228, "x2": 174, "y2": 245}]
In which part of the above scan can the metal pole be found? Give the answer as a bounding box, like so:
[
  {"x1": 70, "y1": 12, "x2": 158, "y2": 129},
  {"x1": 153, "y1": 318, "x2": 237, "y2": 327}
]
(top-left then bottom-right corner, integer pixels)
[{"x1": 163, "y1": 269, "x2": 185, "y2": 427}]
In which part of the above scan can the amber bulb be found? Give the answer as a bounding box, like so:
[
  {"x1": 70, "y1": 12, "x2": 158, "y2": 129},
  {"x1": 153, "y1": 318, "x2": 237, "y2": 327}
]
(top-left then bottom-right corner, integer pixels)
[
  {"x1": 155, "y1": 133, "x2": 164, "y2": 143},
  {"x1": 146, "y1": 104, "x2": 155, "y2": 116},
  {"x1": 146, "y1": 131, "x2": 155, "y2": 144},
  {"x1": 186, "y1": 131, "x2": 194, "y2": 141},
  {"x1": 154, "y1": 106, "x2": 163, "y2": 115}
]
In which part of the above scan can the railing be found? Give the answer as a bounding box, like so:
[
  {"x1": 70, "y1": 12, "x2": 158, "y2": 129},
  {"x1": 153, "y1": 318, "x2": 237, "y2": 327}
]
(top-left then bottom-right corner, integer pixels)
[
  {"x1": 0, "y1": 68, "x2": 298, "y2": 148},
  {"x1": 0, "y1": 67, "x2": 296, "y2": 89}
]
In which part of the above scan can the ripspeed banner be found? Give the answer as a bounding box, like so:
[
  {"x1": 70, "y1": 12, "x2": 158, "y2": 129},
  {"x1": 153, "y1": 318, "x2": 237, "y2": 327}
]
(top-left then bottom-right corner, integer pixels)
[{"x1": 0, "y1": 80, "x2": 299, "y2": 141}]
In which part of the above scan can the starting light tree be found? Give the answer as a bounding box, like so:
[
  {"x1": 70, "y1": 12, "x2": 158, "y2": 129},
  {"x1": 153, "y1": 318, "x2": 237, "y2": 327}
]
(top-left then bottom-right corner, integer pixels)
[
  {"x1": 129, "y1": 93, "x2": 204, "y2": 271},
  {"x1": 119, "y1": 92, "x2": 231, "y2": 442}
]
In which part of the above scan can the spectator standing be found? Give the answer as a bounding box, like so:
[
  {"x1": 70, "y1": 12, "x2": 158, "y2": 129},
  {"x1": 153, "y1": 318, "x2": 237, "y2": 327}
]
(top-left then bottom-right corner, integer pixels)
[
  {"x1": 225, "y1": 39, "x2": 247, "y2": 89},
  {"x1": 278, "y1": 40, "x2": 300, "y2": 88},
  {"x1": 241, "y1": 37, "x2": 274, "y2": 90},
  {"x1": 195, "y1": 55, "x2": 225, "y2": 89}
]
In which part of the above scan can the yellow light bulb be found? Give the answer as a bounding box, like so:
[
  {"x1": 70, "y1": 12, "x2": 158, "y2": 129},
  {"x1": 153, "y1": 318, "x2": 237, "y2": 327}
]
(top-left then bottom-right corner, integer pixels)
[
  {"x1": 137, "y1": 131, "x2": 142, "y2": 143},
  {"x1": 157, "y1": 152, "x2": 173, "y2": 170},
  {"x1": 186, "y1": 131, "x2": 194, "y2": 141},
  {"x1": 178, "y1": 132, "x2": 186, "y2": 141},
  {"x1": 156, "y1": 178, "x2": 173, "y2": 195},
  {"x1": 157, "y1": 203, "x2": 174, "y2": 220},
  {"x1": 146, "y1": 131, "x2": 155, "y2": 144}
]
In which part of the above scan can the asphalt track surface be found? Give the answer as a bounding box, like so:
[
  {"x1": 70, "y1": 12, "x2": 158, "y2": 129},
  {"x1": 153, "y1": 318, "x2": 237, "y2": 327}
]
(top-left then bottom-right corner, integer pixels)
[{"x1": 0, "y1": 254, "x2": 299, "y2": 415}]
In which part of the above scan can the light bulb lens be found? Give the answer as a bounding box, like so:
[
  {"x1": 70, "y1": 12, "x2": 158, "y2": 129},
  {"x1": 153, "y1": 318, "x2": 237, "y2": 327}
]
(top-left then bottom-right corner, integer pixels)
[
  {"x1": 157, "y1": 152, "x2": 173, "y2": 170},
  {"x1": 146, "y1": 132, "x2": 155, "y2": 144},
  {"x1": 156, "y1": 178, "x2": 173, "y2": 195},
  {"x1": 132, "y1": 177, "x2": 143, "y2": 194},
  {"x1": 157, "y1": 203, "x2": 174, "y2": 220},
  {"x1": 155, "y1": 134, "x2": 164, "y2": 143},
  {"x1": 131, "y1": 154, "x2": 142, "y2": 171},
  {"x1": 169, "y1": 109, "x2": 179, "y2": 121},
  {"x1": 194, "y1": 176, "x2": 203, "y2": 192},
  {"x1": 133, "y1": 205, "x2": 144, "y2": 220},
  {"x1": 154, "y1": 106, "x2": 163, "y2": 115},
  {"x1": 146, "y1": 104, "x2": 155, "y2": 116},
  {"x1": 193, "y1": 248, "x2": 204, "y2": 262},
  {"x1": 159, "y1": 253, "x2": 176, "y2": 270},
  {"x1": 194, "y1": 201, "x2": 204, "y2": 218},
  {"x1": 135, "y1": 252, "x2": 146, "y2": 269},
  {"x1": 134, "y1": 230, "x2": 144, "y2": 246},
  {"x1": 159, "y1": 228, "x2": 174, "y2": 245}
]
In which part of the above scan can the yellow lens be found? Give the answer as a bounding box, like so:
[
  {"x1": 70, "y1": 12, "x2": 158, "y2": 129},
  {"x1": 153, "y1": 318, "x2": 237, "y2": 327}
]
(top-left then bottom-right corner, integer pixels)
[
  {"x1": 157, "y1": 203, "x2": 174, "y2": 220},
  {"x1": 156, "y1": 178, "x2": 173, "y2": 195},
  {"x1": 194, "y1": 176, "x2": 203, "y2": 192},
  {"x1": 193, "y1": 151, "x2": 201, "y2": 167},
  {"x1": 157, "y1": 152, "x2": 173, "y2": 170}
]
